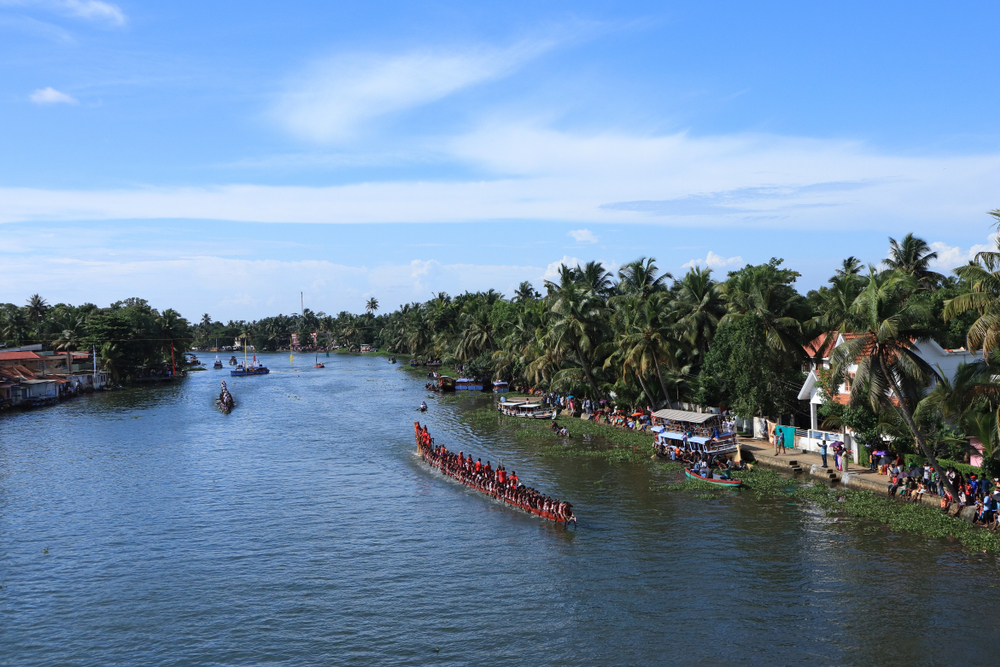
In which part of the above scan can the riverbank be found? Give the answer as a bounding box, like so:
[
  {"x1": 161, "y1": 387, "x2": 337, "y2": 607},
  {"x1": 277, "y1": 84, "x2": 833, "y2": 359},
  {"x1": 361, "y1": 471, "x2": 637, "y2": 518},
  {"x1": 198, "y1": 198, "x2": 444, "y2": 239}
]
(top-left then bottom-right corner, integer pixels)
[
  {"x1": 439, "y1": 393, "x2": 1000, "y2": 553},
  {"x1": 737, "y1": 439, "x2": 1000, "y2": 551}
]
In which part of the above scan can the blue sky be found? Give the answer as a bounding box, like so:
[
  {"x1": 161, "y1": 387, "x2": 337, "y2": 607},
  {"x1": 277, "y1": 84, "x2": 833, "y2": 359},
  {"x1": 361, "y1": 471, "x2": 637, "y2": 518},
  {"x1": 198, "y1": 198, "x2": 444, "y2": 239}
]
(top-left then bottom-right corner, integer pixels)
[{"x1": 1, "y1": 1, "x2": 998, "y2": 321}]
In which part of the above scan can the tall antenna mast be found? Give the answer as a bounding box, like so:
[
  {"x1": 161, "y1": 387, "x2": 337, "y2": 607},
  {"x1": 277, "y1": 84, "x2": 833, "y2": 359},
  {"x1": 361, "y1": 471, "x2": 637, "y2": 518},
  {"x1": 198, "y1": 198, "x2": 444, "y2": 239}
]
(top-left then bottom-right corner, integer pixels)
[{"x1": 301, "y1": 291, "x2": 304, "y2": 315}]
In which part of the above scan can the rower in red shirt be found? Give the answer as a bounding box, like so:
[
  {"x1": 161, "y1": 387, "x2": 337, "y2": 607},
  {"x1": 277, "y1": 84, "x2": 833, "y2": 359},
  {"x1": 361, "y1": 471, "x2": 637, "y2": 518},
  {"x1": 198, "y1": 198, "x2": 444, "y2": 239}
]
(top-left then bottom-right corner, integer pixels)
[
  {"x1": 497, "y1": 468, "x2": 506, "y2": 485},
  {"x1": 475, "y1": 458, "x2": 482, "y2": 472},
  {"x1": 509, "y1": 471, "x2": 518, "y2": 487}
]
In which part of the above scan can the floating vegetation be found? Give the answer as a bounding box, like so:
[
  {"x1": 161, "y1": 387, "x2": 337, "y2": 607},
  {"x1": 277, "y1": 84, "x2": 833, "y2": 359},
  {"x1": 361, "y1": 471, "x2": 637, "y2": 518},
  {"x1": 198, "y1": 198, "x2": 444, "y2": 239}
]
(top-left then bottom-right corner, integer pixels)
[{"x1": 796, "y1": 484, "x2": 1000, "y2": 554}]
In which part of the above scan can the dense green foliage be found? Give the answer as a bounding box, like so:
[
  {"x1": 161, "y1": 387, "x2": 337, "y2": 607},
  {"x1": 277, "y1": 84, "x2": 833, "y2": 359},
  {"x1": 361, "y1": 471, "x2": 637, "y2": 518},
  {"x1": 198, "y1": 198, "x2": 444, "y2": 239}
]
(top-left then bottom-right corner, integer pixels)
[{"x1": 0, "y1": 296, "x2": 192, "y2": 382}]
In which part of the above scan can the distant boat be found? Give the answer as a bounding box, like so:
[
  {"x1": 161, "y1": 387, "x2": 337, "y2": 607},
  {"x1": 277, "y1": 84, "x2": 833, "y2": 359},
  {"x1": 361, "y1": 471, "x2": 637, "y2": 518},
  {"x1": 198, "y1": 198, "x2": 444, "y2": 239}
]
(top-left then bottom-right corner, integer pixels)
[
  {"x1": 314, "y1": 352, "x2": 324, "y2": 369},
  {"x1": 213, "y1": 355, "x2": 223, "y2": 369},
  {"x1": 231, "y1": 351, "x2": 269, "y2": 377},
  {"x1": 229, "y1": 356, "x2": 238, "y2": 366}
]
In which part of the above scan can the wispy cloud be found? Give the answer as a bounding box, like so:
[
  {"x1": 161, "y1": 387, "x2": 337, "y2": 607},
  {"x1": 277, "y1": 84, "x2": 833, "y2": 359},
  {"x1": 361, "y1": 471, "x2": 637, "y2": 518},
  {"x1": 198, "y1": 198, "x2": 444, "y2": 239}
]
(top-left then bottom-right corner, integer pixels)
[
  {"x1": 0, "y1": 14, "x2": 75, "y2": 42},
  {"x1": 601, "y1": 182, "x2": 870, "y2": 216},
  {"x1": 29, "y1": 86, "x2": 78, "y2": 104},
  {"x1": 569, "y1": 229, "x2": 597, "y2": 243},
  {"x1": 682, "y1": 251, "x2": 743, "y2": 270},
  {"x1": 272, "y1": 41, "x2": 556, "y2": 143},
  {"x1": 0, "y1": 0, "x2": 126, "y2": 27}
]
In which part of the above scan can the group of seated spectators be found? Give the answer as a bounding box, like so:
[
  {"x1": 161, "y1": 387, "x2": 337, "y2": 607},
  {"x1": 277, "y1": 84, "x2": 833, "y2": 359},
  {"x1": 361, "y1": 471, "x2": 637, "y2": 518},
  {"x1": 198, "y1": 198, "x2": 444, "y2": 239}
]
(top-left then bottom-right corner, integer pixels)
[
  {"x1": 417, "y1": 436, "x2": 575, "y2": 522},
  {"x1": 882, "y1": 458, "x2": 1000, "y2": 524},
  {"x1": 595, "y1": 410, "x2": 650, "y2": 431}
]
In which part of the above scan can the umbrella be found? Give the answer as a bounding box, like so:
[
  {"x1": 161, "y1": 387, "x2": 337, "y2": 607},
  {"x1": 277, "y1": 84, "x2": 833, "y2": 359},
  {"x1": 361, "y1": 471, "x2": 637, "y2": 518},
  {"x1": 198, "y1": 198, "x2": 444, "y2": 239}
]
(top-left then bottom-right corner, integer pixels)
[
  {"x1": 567, "y1": 395, "x2": 574, "y2": 399},
  {"x1": 600, "y1": 399, "x2": 607, "y2": 403},
  {"x1": 631, "y1": 411, "x2": 643, "y2": 417}
]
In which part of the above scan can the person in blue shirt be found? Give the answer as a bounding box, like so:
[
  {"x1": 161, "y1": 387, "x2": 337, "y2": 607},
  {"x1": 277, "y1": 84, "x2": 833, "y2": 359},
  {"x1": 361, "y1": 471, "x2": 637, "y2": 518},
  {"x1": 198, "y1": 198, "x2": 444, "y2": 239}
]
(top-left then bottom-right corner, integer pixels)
[{"x1": 819, "y1": 441, "x2": 828, "y2": 468}]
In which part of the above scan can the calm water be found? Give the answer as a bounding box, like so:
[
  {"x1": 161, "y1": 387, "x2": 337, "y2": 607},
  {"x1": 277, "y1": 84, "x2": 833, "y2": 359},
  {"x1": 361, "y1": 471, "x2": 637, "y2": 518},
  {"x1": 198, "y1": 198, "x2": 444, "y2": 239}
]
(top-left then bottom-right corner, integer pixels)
[{"x1": 2, "y1": 353, "x2": 998, "y2": 666}]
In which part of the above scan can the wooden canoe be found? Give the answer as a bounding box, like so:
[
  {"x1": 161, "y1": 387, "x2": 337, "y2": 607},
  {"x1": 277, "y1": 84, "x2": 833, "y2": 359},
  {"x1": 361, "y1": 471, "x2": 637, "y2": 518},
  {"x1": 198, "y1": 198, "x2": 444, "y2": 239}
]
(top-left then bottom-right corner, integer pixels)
[{"x1": 685, "y1": 469, "x2": 743, "y2": 487}]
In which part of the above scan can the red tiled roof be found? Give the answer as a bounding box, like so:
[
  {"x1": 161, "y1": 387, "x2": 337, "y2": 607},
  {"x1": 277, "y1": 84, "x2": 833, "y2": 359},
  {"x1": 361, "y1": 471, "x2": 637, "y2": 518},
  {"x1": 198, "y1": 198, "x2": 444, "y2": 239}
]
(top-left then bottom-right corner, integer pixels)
[
  {"x1": 804, "y1": 332, "x2": 838, "y2": 358},
  {"x1": 0, "y1": 351, "x2": 44, "y2": 361}
]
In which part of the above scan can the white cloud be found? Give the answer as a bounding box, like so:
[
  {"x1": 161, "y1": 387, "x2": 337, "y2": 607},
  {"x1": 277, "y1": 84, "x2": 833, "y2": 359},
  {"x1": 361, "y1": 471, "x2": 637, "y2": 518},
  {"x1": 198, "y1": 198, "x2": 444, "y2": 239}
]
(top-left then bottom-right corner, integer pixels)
[
  {"x1": 29, "y1": 86, "x2": 78, "y2": 105},
  {"x1": 1, "y1": 125, "x2": 998, "y2": 233},
  {"x1": 682, "y1": 251, "x2": 744, "y2": 270},
  {"x1": 569, "y1": 229, "x2": 598, "y2": 243},
  {"x1": 0, "y1": 1, "x2": 126, "y2": 27},
  {"x1": 542, "y1": 255, "x2": 581, "y2": 281},
  {"x1": 928, "y1": 236, "x2": 997, "y2": 272},
  {"x1": 272, "y1": 42, "x2": 553, "y2": 143}
]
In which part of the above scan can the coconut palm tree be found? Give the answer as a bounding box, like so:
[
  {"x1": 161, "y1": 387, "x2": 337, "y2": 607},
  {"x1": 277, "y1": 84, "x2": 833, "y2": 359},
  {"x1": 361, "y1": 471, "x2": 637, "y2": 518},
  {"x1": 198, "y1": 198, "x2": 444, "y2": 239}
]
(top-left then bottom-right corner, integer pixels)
[
  {"x1": 720, "y1": 260, "x2": 807, "y2": 355},
  {"x1": 574, "y1": 261, "x2": 615, "y2": 297},
  {"x1": 366, "y1": 298, "x2": 379, "y2": 315},
  {"x1": 513, "y1": 281, "x2": 540, "y2": 302},
  {"x1": 943, "y1": 225, "x2": 1000, "y2": 360},
  {"x1": 545, "y1": 280, "x2": 607, "y2": 397},
  {"x1": 831, "y1": 270, "x2": 959, "y2": 499},
  {"x1": 616, "y1": 257, "x2": 671, "y2": 300},
  {"x1": 672, "y1": 266, "x2": 725, "y2": 360},
  {"x1": 200, "y1": 313, "x2": 213, "y2": 328},
  {"x1": 455, "y1": 306, "x2": 494, "y2": 361},
  {"x1": 884, "y1": 233, "x2": 944, "y2": 290},
  {"x1": 835, "y1": 256, "x2": 863, "y2": 278},
  {"x1": 613, "y1": 295, "x2": 679, "y2": 403},
  {"x1": 25, "y1": 294, "x2": 49, "y2": 324}
]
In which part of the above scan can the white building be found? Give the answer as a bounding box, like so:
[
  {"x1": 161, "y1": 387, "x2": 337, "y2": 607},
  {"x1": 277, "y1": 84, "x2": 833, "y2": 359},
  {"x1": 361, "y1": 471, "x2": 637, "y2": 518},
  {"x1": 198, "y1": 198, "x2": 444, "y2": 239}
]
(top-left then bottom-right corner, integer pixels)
[{"x1": 798, "y1": 332, "x2": 977, "y2": 432}]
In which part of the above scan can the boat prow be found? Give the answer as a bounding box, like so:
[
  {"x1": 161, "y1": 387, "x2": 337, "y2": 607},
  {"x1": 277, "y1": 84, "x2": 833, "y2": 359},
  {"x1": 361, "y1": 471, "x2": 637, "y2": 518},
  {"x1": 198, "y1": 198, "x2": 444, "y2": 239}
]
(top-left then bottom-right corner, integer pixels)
[{"x1": 684, "y1": 469, "x2": 742, "y2": 487}]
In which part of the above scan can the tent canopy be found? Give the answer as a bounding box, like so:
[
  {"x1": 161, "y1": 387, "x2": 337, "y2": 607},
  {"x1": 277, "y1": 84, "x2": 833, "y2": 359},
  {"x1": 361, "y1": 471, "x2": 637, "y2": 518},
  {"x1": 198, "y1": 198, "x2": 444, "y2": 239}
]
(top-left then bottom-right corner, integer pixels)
[{"x1": 651, "y1": 409, "x2": 719, "y2": 424}]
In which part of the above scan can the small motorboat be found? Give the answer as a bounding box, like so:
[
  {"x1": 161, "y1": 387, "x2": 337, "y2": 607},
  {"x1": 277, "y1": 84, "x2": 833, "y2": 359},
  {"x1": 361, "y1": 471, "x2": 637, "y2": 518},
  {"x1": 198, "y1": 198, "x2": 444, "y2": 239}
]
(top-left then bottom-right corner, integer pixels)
[
  {"x1": 419, "y1": 401, "x2": 428, "y2": 412},
  {"x1": 213, "y1": 355, "x2": 224, "y2": 369},
  {"x1": 229, "y1": 356, "x2": 238, "y2": 366},
  {"x1": 314, "y1": 352, "x2": 324, "y2": 368},
  {"x1": 684, "y1": 468, "x2": 742, "y2": 487}
]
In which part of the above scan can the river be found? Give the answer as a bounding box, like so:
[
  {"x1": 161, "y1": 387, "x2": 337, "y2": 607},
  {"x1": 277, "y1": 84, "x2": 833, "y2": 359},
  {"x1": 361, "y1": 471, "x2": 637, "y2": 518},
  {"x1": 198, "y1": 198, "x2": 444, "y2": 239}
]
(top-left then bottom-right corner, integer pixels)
[{"x1": 2, "y1": 353, "x2": 998, "y2": 666}]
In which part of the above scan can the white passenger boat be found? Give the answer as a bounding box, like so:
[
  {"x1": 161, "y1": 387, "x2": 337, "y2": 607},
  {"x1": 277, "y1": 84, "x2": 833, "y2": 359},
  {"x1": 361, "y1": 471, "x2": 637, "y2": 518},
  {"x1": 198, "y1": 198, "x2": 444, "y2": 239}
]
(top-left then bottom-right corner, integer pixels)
[{"x1": 650, "y1": 409, "x2": 738, "y2": 456}]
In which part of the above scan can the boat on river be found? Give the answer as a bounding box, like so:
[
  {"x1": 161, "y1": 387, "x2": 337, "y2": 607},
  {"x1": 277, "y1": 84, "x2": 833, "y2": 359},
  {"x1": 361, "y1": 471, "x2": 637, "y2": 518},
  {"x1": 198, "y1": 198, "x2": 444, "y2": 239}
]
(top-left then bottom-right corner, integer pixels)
[
  {"x1": 216, "y1": 380, "x2": 235, "y2": 413},
  {"x1": 650, "y1": 409, "x2": 739, "y2": 457},
  {"x1": 414, "y1": 422, "x2": 575, "y2": 525},
  {"x1": 231, "y1": 350, "x2": 269, "y2": 377},
  {"x1": 213, "y1": 355, "x2": 224, "y2": 369},
  {"x1": 684, "y1": 468, "x2": 742, "y2": 487},
  {"x1": 229, "y1": 356, "x2": 238, "y2": 366},
  {"x1": 497, "y1": 400, "x2": 553, "y2": 420}
]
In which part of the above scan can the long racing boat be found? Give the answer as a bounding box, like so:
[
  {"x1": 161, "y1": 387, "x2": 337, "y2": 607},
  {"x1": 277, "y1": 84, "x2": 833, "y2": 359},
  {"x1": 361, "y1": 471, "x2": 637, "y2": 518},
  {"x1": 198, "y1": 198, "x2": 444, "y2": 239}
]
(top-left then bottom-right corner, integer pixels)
[{"x1": 414, "y1": 422, "x2": 575, "y2": 525}]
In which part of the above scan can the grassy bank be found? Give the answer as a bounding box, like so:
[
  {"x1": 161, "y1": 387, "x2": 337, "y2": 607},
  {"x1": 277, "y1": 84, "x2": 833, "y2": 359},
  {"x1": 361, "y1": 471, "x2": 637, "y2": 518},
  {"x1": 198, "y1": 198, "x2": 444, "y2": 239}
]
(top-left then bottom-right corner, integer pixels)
[
  {"x1": 660, "y1": 465, "x2": 1000, "y2": 553},
  {"x1": 464, "y1": 402, "x2": 678, "y2": 465}
]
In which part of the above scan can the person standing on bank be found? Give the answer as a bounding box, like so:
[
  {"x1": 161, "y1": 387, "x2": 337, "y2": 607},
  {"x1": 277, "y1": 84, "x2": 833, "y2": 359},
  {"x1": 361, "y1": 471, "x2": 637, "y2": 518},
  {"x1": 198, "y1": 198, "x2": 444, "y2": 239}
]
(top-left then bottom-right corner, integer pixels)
[
  {"x1": 773, "y1": 429, "x2": 782, "y2": 456},
  {"x1": 819, "y1": 440, "x2": 828, "y2": 468}
]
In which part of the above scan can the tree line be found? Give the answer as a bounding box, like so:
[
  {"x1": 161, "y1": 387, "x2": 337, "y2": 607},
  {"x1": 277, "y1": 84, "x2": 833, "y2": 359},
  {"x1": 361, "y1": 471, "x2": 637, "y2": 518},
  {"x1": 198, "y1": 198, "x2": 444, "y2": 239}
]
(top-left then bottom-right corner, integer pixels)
[{"x1": 5, "y1": 213, "x2": 1000, "y2": 481}]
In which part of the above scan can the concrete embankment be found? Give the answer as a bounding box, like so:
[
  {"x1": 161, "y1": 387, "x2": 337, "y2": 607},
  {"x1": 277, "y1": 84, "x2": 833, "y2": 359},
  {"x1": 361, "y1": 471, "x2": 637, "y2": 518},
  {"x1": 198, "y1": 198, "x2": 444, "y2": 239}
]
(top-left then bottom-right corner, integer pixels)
[{"x1": 739, "y1": 440, "x2": 979, "y2": 522}]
